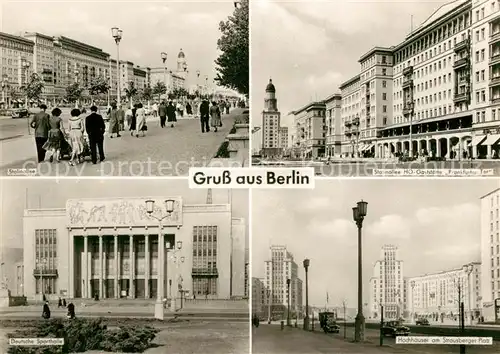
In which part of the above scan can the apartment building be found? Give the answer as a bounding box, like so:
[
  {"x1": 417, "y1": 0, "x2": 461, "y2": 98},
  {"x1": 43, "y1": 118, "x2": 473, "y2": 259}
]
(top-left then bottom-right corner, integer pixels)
[
  {"x1": 407, "y1": 262, "x2": 481, "y2": 320},
  {"x1": 324, "y1": 93, "x2": 342, "y2": 156},
  {"x1": 261, "y1": 79, "x2": 282, "y2": 157},
  {"x1": 292, "y1": 101, "x2": 326, "y2": 158},
  {"x1": 279, "y1": 126, "x2": 289, "y2": 149},
  {"x1": 252, "y1": 277, "x2": 266, "y2": 318},
  {"x1": 480, "y1": 188, "x2": 500, "y2": 321},
  {"x1": 339, "y1": 75, "x2": 361, "y2": 156}
]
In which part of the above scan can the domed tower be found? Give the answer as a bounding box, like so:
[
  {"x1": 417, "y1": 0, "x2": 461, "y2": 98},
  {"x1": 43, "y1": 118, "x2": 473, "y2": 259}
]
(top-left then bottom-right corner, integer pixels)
[
  {"x1": 177, "y1": 49, "x2": 187, "y2": 74},
  {"x1": 264, "y1": 79, "x2": 278, "y2": 112}
]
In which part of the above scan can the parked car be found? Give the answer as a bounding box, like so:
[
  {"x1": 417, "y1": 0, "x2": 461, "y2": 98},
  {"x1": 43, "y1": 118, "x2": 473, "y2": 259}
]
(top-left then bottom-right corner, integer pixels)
[
  {"x1": 319, "y1": 312, "x2": 340, "y2": 333},
  {"x1": 11, "y1": 108, "x2": 29, "y2": 118},
  {"x1": 415, "y1": 318, "x2": 430, "y2": 326},
  {"x1": 381, "y1": 321, "x2": 410, "y2": 338}
]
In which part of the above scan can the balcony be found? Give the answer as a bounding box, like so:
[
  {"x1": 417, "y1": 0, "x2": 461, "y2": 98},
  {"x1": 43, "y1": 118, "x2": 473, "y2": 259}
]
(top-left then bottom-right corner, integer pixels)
[
  {"x1": 352, "y1": 117, "x2": 360, "y2": 125},
  {"x1": 402, "y1": 78, "x2": 413, "y2": 89},
  {"x1": 453, "y1": 92, "x2": 469, "y2": 103},
  {"x1": 403, "y1": 66, "x2": 413, "y2": 76},
  {"x1": 489, "y1": 76, "x2": 500, "y2": 86},
  {"x1": 454, "y1": 39, "x2": 469, "y2": 53},
  {"x1": 345, "y1": 130, "x2": 352, "y2": 137},
  {"x1": 192, "y1": 268, "x2": 219, "y2": 278},
  {"x1": 490, "y1": 53, "x2": 500, "y2": 66},
  {"x1": 453, "y1": 57, "x2": 468, "y2": 69},
  {"x1": 33, "y1": 268, "x2": 58, "y2": 277},
  {"x1": 365, "y1": 88, "x2": 370, "y2": 95},
  {"x1": 344, "y1": 120, "x2": 352, "y2": 127},
  {"x1": 491, "y1": 97, "x2": 500, "y2": 104},
  {"x1": 489, "y1": 31, "x2": 500, "y2": 44}
]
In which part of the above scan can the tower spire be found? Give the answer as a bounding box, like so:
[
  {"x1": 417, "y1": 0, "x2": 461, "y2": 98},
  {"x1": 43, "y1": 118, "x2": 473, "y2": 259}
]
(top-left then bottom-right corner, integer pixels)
[{"x1": 206, "y1": 189, "x2": 213, "y2": 204}]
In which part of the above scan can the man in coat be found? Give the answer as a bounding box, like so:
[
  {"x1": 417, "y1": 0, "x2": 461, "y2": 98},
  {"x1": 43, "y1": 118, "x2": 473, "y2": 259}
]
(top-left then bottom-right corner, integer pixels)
[
  {"x1": 166, "y1": 101, "x2": 176, "y2": 128},
  {"x1": 199, "y1": 99, "x2": 210, "y2": 133},
  {"x1": 85, "y1": 106, "x2": 106, "y2": 164},
  {"x1": 30, "y1": 104, "x2": 50, "y2": 162},
  {"x1": 158, "y1": 101, "x2": 167, "y2": 128}
]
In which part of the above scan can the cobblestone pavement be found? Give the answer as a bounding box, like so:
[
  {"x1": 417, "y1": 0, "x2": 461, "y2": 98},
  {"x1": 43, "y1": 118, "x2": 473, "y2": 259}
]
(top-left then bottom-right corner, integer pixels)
[{"x1": 1, "y1": 109, "x2": 241, "y2": 176}]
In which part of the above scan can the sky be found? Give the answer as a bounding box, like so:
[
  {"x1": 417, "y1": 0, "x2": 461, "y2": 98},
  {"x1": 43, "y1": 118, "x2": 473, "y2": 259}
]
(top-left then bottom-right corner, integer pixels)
[
  {"x1": 252, "y1": 179, "x2": 498, "y2": 308},
  {"x1": 0, "y1": 178, "x2": 248, "y2": 249},
  {"x1": 0, "y1": 0, "x2": 236, "y2": 88},
  {"x1": 251, "y1": 0, "x2": 452, "y2": 131}
]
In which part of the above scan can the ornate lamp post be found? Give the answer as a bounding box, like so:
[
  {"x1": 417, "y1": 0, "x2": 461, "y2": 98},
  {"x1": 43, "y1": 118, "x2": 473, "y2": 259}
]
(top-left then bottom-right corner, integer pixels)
[
  {"x1": 161, "y1": 52, "x2": 168, "y2": 93},
  {"x1": 303, "y1": 258, "x2": 310, "y2": 330},
  {"x1": 352, "y1": 200, "x2": 368, "y2": 342},
  {"x1": 411, "y1": 280, "x2": 416, "y2": 322},
  {"x1": 286, "y1": 278, "x2": 291, "y2": 326},
  {"x1": 145, "y1": 199, "x2": 175, "y2": 320},
  {"x1": 463, "y1": 264, "x2": 474, "y2": 325},
  {"x1": 21, "y1": 59, "x2": 30, "y2": 108},
  {"x1": 111, "y1": 27, "x2": 123, "y2": 106},
  {"x1": 166, "y1": 240, "x2": 183, "y2": 311}
]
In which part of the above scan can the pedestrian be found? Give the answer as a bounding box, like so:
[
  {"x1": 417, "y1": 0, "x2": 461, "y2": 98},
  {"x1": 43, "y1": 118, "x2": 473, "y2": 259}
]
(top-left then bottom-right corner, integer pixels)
[
  {"x1": 210, "y1": 101, "x2": 221, "y2": 132},
  {"x1": 118, "y1": 104, "x2": 125, "y2": 132},
  {"x1": 62, "y1": 298, "x2": 67, "y2": 307},
  {"x1": 125, "y1": 106, "x2": 133, "y2": 130},
  {"x1": 85, "y1": 105, "x2": 106, "y2": 164},
  {"x1": 167, "y1": 101, "x2": 177, "y2": 128},
  {"x1": 177, "y1": 101, "x2": 184, "y2": 117},
  {"x1": 30, "y1": 104, "x2": 50, "y2": 163},
  {"x1": 67, "y1": 302, "x2": 75, "y2": 319},
  {"x1": 135, "y1": 103, "x2": 147, "y2": 137},
  {"x1": 129, "y1": 104, "x2": 137, "y2": 135},
  {"x1": 200, "y1": 99, "x2": 210, "y2": 133},
  {"x1": 186, "y1": 101, "x2": 192, "y2": 116},
  {"x1": 43, "y1": 107, "x2": 66, "y2": 163},
  {"x1": 108, "y1": 103, "x2": 120, "y2": 138},
  {"x1": 58, "y1": 297, "x2": 62, "y2": 308},
  {"x1": 225, "y1": 100, "x2": 230, "y2": 114},
  {"x1": 158, "y1": 101, "x2": 167, "y2": 128},
  {"x1": 68, "y1": 108, "x2": 85, "y2": 166},
  {"x1": 42, "y1": 301, "x2": 51, "y2": 319}
]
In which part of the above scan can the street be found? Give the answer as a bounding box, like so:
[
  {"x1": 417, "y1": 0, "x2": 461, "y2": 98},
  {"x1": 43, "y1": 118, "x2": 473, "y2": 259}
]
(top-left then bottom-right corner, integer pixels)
[
  {"x1": 252, "y1": 324, "x2": 500, "y2": 354},
  {"x1": 0, "y1": 108, "x2": 242, "y2": 176}
]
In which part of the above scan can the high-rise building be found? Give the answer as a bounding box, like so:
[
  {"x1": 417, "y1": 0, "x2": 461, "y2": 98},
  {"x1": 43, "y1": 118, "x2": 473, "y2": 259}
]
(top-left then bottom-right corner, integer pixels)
[
  {"x1": 264, "y1": 245, "x2": 302, "y2": 319},
  {"x1": 292, "y1": 101, "x2": 327, "y2": 159},
  {"x1": 407, "y1": 262, "x2": 481, "y2": 321},
  {"x1": 480, "y1": 187, "x2": 500, "y2": 321},
  {"x1": 279, "y1": 126, "x2": 289, "y2": 149},
  {"x1": 261, "y1": 79, "x2": 281, "y2": 157},
  {"x1": 369, "y1": 245, "x2": 405, "y2": 320},
  {"x1": 252, "y1": 277, "x2": 265, "y2": 317},
  {"x1": 324, "y1": 93, "x2": 342, "y2": 157}
]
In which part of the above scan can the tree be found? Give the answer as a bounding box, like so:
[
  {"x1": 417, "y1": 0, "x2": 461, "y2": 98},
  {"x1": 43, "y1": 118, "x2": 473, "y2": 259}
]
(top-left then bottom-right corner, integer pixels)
[
  {"x1": 65, "y1": 82, "x2": 84, "y2": 107},
  {"x1": 21, "y1": 73, "x2": 45, "y2": 104},
  {"x1": 170, "y1": 87, "x2": 189, "y2": 99},
  {"x1": 124, "y1": 81, "x2": 138, "y2": 108},
  {"x1": 214, "y1": 0, "x2": 249, "y2": 96},
  {"x1": 88, "y1": 76, "x2": 109, "y2": 103},
  {"x1": 141, "y1": 85, "x2": 153, "y2": 103},
  {"x1": 152, "y1": 81, "x2": 167, "y2": 101}
]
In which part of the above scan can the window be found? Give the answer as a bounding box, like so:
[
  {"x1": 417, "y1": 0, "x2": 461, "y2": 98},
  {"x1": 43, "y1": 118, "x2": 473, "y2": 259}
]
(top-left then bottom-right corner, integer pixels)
[{"x1": 34, "y1": 229, "x2": 57, "y2": 294}]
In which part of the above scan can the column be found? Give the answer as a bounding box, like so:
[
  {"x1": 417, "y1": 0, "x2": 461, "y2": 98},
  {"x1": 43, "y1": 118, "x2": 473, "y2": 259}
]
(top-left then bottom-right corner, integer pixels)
[
  {"x1": 99, "y1": 236, "x2": 103, "y2": 299},
  {"x1": 158, "y1": 233, "x2": 165, "y2": 301},
  {"x1": 473, "y1": 144, "x2": 478, "y2": 158},
  {"x1": 458, "y1": 139, "x2": 463, "y2": 160},
  {"x1": 487, "y1": 144, "x2": 492, "y2": 159},
  {"x1": 83, "y1": 235, "x2": 89, "y2": 298},
  {"x1": 129, "y1": 235, "x2": 135, "y2": 299},
  {"x1": 145, "y1": 234, "x2": 150, "y2": 299},
  {"x1": 114, "y1": 235, "x2": 119, "y2": 299},
  {"x1": 69, "y1": 235, "x2": 74, "y2": 298},
  {"x1": 436, "y1": 139, "x2": 442, "y2": 158},
  {"x1": 446, "y1": 137, "x2": 451, "y2": 159}
]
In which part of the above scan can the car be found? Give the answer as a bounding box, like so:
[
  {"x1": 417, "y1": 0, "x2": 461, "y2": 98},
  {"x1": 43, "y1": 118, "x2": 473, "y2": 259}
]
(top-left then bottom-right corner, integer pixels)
[
  {"x1": 11, "y1": 108, "x2": 29, "y2": 118},
  {"x1": 415, "y1": 318, "x2": 430, "y2": 326},
  {"x1": 381, "y1": 321, "x2": 410, "y2": 338},
  {"x1": 319, "y1": 312, "x2": 340, "y2": 333}
]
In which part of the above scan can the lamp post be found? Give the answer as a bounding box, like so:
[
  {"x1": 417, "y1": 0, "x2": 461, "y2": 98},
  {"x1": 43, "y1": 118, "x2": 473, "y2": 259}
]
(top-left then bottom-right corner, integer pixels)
[
  {"x1": 409, "y1": 100, "x2": 414, "y2": 158},
  {"x1": 21, "y1": 59, "x2": 31, "y2": 135},
  {"x1": 411, "y1": 280, "x2": 416, "y2": 323},
  {"x1": 286, "y1": 278, "x2": 291, "y2": 326},
  {"x1": 303, "y1": 259, "x2": 310, "y2": 330},
  {"x1": 267, "y1": 287, "x2": 272, "y2": 324},
  {"x1": 161, "y1": 52, "x2": 167, "y2": 95},
  {"x1": 342, "y1": 300, "x2": 347, "y2": 339},
  {"x1": 204, "y1": 75, "x2": 208, "y2": 97},
  {"x1": 111, "y1": 27, "x2": 123, "y2": 106},
  {"x1": 166, "y1": 240, "x2": 183, "y2": 311},
  {"x1": 196, "y1": 70, "x2": 200, "y2": 97},
  {"x1": 464, "y1": 264, "x2": 474, "y2": 326},
  {"x1": 145, "y1": 199, "x2": 175, "y2": 320},
  {"x1": 352, "y1": 199, "x2": 368, "y2": 342}
]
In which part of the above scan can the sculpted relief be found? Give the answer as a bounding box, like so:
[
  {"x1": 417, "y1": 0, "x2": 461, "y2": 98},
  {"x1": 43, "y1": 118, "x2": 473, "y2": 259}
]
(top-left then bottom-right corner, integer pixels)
[{"x1": 66, "y1": 198, "x2": 182, "y2": 227}]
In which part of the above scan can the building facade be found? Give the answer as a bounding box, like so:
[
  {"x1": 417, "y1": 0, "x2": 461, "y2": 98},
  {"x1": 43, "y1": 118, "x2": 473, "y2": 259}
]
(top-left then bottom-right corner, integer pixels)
[
  {"x1": 22, "y1": 197, "x2": 247, "y2": 300},
  {"x1": 324, "y1": 93, "x2": 342, "y2": 157},
  {"x1": 292, "y1": 101, "x2": 326, "y2": 158},
  {"x1": 480, "y1": 187, "x2": 500, "y2": 321},
  {"x1": 369, "y1": 245, "x2": 405, "y2": 320},
  {"x1": 407, "y1": 262, "x2": 482, "y2": 320},
  {"x1": 339, "y1": 75, "x2": 361, "y2": 156},
  {"x1": 263, "y1": 245, "x2": 302, "y2": 320},
  {"x1": 261, "y1": 79, "x2": 282, "y2": 157},
  {"x1": 279, "y1": 127, "x2": 289, "y2": 149},
  {"x1": 252, "y1": 277, "x2": 265, "y2": 317}
]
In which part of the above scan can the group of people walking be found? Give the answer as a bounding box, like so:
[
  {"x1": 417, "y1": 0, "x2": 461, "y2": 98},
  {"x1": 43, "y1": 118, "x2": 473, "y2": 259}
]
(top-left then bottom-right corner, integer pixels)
[
  {"x1": 157, "y1": 101, "x2": 178, "y2": 128},
  {"x1": 108, "y1": 102, "x2": 149, "y2": 138},
  {"x1": 199, "y1": 99, "x2": 223, "y2": 133},
  {"x1": 42, "y1": 297, "x2": 76, "y2": 320}
]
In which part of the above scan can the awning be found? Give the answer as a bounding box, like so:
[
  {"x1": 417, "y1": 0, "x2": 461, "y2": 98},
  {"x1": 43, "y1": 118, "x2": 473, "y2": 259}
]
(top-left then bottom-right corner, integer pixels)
[
  {"x1": 364, "y1": 144, "x2": 374, "y2": 151},
  {"x1": 357, "y1": 144, "x2": 366, "y2": 152},
  {"x1": 469, "y1": 136, "x2": 486, "y2": 147},
  {"x1": 483, "y1": 134, "x2": 500, "y2": 146}
]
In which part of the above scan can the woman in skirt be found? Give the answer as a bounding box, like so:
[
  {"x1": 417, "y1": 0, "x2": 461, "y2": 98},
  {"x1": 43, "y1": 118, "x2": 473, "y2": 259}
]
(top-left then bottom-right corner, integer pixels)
[
  {"x1": 135, "y1": 103, "x2": 147, "y2": 137},
  {"x1": 209, "y1": 101, "x2": 221, "y2": 132},
  {"x1": 68, "y1": 108, "x2": 85, "y2": 166},
  {"x1": 43, "y1": 107, "x2": 66, "y2": 162}
]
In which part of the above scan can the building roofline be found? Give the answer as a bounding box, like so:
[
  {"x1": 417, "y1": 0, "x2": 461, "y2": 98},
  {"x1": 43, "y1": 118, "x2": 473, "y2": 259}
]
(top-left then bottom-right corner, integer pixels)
[
  {"x1": 0, "y1": 32, "x2": 34, "y2": 45},
  {"x1": 339, "y1": 74, "x2": 360, "y2": 90},
  {"x1": 323, "y1": 93, "x2": 342, "y2": 102},
  {"x1": 358, "y1": 46, "x2": 394, "y2": 63},
  {"x1": 23, "y1": 32, "x2": 54, "y2": 41},
  {"x1": 407, "y1": 261, "x2": 481, "y2": 279},
  {"x1": 291, "y1": 101, "x2": 326, "y2": 115},
  {"x1": 480, "y1": 188, "x2": 500, "y2": 199}
]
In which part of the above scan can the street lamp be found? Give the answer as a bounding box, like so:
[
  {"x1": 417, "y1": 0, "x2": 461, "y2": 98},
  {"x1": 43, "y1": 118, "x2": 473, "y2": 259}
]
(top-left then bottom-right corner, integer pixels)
[
  {"x1": 205, "y1": 75, "x2": 208, "y2": 96},
  {"x1": 408, "y1": 100, "x2": 415, "y2": 158},
  {"x1": 145, "y1": 198, "x2": 175, "y2": 320},
  {"x1": 161, "y1": 52, "x2": 167, "y2": 92},
  {"x1": 463, "y1": 264, "x2": 474, "y2": 326},
  {"x1": 303, "y1": 259, "x2": 310, "y2": 330},
  {"x1": 352, "y1": 199, "x2": 368, "y2": 342},
  {"x1": 111, "y1": 27, "x2": 123, "y2": 106},
  {"x1": 411, "y1": 280, "x2": 416, "y2": 323},
  {"x1": 196, "y1": 70, "x2": 200, "y2": 96},
  {"x1": 286, "y1": 278, "x2": 291, "y2": 326}
]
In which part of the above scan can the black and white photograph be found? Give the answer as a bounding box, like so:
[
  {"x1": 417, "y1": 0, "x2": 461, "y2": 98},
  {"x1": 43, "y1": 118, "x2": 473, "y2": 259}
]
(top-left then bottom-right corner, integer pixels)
[
  {"x1": 252, "y1": 179, "x2": 500, "y2": 354},
  {"x1": 0, "y1": 0, "x2": 249, "y2": 177},
  {"x1": 251, "y1": 0, "x2": 500, "y2": 177},
  {"x1": 0, "y1": 179, "x2": 249, "y2": 353}
]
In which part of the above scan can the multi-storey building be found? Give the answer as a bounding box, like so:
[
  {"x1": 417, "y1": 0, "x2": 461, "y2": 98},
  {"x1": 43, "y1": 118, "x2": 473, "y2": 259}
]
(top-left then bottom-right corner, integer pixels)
[
  {"x1": 292, "y1": 101, "x2": 326, "y2": 158},
  {"x1": 279, "y1": 127, "x2": 288, "y2": 149},
  {"x1": 132, "y1": 66, "x2": 148, "y2": 91},
  {"x1": 324, "y1": 93, "x2": 342, "y2": 157},
  {"x1": 369, "y1": 245, "x2": 405, "y2": 320},
  {"x1": 23, "y1": 33, "x2": 56, "y2": 100},
  {"x1": 252, "y1": 277, "x2": 266, "y2": 318},
  {"x1": 261, "y1": 79, "x2": 282, "y2": 157},
  {"x1": 407, "y1": 262, "x2": 482, "y2": 321},
  {"x1": 264, "y1": 245, "x2": 302, "y2": 319},
  {"x1": 339, "y1": 75, "x2": 361, "y2": 156},
  {"x1": 0, "y1": 32, "x2": 34, "y2": 106},
  {"x1": 480, "y1": 187, "x2": 500, "y2": 321}
]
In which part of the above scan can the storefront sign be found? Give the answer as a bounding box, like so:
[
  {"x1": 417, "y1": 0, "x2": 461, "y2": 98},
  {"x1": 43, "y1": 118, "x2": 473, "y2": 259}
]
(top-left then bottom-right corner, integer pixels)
[{"x1": 66, "y1": 197, "x2": 183, "y2": 228}]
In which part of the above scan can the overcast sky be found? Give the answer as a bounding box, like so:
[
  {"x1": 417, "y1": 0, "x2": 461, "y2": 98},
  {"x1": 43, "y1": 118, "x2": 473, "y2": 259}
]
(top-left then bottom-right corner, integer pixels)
[
  {"x1": 1, "y1": 0, "x2": 235, "y2": 88},
  {"x1": 252, "y1": 179, "x2": 497, "y2": 308},
  {"x1": 0, "y1": 179, "x2": 248, "y2": 250},
  {"x1": 251, "y1": 0, "x2": 451, "y2": 129}
]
